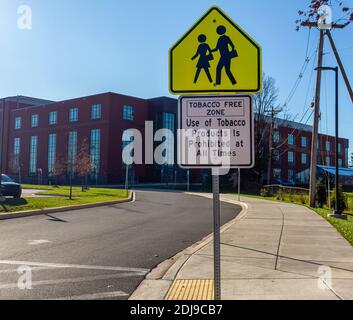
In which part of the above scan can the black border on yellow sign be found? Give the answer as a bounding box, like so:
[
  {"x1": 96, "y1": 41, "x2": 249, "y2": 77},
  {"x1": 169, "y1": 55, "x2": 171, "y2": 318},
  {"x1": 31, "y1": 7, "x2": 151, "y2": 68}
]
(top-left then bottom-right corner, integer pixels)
[
  {"x1": 178, "y1": 95, "x2": 254, "y2": 169},
  {"x1": 169, "y1": 6, "x2": 262, "y2": 95}
]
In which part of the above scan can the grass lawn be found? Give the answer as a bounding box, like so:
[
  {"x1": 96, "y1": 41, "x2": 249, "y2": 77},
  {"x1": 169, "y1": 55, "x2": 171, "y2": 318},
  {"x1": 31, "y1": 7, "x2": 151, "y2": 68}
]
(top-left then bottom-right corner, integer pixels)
[
  {"x1": 231, "y1": 192, "x2": 353, "y2": 247},
  {"x1": 0, "y1": 185, "x2": 130, "y2": 213},
  {"x1": 314, "y1": 208, "x2": 353, "y2": 246}
]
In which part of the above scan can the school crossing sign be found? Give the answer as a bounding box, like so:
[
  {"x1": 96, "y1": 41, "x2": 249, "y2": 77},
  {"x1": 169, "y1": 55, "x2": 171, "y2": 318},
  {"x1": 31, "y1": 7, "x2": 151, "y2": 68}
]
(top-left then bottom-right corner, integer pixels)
[{"x1": 169, "y1": 6, "x2": 262, "y2": 94}]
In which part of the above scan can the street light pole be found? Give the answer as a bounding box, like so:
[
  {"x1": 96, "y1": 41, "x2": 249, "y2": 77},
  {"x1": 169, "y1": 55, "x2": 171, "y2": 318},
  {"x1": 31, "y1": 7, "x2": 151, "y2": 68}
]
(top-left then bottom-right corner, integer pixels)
[
  {"x1": 315, "y1": 66, "x2": 344, "y2": 218},
  {"x1": 334, "y1": 67, "x2": 340, "y2": 215},
  {"x1": 0, "y1": 99, "x2": 6, "y2": 202}
]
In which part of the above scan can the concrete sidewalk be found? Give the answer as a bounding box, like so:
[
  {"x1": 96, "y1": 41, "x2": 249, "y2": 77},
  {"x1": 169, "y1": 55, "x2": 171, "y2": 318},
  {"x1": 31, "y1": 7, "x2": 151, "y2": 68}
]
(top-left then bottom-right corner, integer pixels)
[{"x1": 130, "y1": 195, "x2": 353, "y2": 300}]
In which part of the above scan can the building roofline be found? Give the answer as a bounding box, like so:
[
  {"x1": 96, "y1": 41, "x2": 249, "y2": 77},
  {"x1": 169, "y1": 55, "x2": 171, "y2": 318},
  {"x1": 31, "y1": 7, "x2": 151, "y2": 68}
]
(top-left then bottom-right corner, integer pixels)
[
  {"x1": 9, "y1": 92, "x2": 149, "y2": 112},
  {"x1": 2, "y1": 95, "x2": 55, "y2": 106}
]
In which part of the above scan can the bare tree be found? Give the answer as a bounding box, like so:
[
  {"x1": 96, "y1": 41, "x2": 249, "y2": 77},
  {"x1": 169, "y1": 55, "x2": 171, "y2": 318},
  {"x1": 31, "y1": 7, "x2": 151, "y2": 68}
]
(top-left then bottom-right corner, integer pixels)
[
  {"x1": 251, "y1": 74, "x2": 282, "y2": 185},
  {"x1": 76, "y1": 138, "x2": 92, "y2": 191},
  {"x1": 296, "y1": 0, "x2": 352, "y2": 31},
  {"x1": 51, "y1": 157, "x2": 65, "y2": 186}
]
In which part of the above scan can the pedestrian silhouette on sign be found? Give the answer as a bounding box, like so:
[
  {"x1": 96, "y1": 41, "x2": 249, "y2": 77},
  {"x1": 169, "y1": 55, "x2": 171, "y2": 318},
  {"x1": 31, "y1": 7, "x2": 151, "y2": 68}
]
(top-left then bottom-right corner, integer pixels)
[
  {"x1": 191, "y1": 34, "x2": 214, "y2": 84},
  {"x1": 212, "y1": 25, "x2": 238, "y2": 86}
]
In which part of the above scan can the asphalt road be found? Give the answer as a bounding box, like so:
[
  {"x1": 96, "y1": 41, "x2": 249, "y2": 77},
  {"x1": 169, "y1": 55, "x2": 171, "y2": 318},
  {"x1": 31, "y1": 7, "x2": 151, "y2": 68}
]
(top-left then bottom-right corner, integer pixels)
[{"x1": 0, "y1": 191, "x2": 241, "y2": 300}]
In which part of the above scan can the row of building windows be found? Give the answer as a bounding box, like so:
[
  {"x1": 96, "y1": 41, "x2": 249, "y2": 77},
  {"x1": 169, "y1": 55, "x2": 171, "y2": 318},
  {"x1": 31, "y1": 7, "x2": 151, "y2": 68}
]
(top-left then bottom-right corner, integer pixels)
[
  {"x1": 13, "y1": 129, "x2": 101, "y2": 176},
  {"x1": 273, "y1": 131, "x2": 345, "y2": 153},
  {"x1": 273, "y1": 169, "x2": 305, "y2": 182},
  {"x1": 14, "y1": 105, "x2": 135, "y2": 130},
  {"x1": 273, "y1": 150, "x2": 308, "y2": 165},
  {"x1": 272, "y1": 149, "x2": 344, "y2": 167}
]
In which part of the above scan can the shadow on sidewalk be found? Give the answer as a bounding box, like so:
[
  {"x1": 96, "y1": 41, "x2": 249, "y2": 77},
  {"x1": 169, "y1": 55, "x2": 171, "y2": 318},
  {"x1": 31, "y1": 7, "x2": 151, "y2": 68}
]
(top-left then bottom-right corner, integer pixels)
[{"x1": 221, "y1": 242, "x2": 353, "y2": 274}]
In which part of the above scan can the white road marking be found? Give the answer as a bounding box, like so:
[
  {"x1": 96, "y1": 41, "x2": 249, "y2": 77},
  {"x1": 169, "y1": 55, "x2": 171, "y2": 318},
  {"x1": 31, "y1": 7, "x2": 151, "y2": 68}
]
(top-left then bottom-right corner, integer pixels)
[
  {"x1": 27, "y1": 240, "x2": 52, "y2": 246},
  {"x1": 0, "y1": 272, "x2": 140, "y2": 290},
  {"x1": 48, "y1": 291, "x2": 128, "y2": 300},
  {"x1": 0, "y1": 260, "x2": 149, "y2": 274},
  {"x1": 0, "y1": 267, "x2": 51, "y2": 274}
]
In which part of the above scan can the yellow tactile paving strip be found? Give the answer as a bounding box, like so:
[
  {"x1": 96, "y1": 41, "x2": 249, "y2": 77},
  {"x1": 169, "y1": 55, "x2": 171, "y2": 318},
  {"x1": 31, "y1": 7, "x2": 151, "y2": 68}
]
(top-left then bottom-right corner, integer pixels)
[{"x1": 165, "y1": 280, "x2": 214, "y2": 300}]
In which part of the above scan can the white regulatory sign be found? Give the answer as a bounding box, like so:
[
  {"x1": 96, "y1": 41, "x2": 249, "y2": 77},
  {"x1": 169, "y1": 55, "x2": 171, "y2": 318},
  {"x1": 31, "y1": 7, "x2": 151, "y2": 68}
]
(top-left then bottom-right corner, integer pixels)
[{"x1": 178, "y1": 95, "x2": 254, "y2": 169}]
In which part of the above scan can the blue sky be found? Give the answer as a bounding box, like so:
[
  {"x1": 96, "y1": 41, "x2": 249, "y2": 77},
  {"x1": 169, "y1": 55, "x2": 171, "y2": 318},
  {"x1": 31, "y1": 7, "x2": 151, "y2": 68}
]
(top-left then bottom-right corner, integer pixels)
[{"x1": 0, "y1": 0, "x2": 352, "y2": 155}]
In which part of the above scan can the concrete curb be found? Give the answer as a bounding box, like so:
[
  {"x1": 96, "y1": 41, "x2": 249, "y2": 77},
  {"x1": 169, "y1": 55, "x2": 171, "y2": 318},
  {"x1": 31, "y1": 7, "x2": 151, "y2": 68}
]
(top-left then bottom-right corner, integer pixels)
[
  {"x1": 0, "y1": 192, "x2": 135, "y2": 221},
  {"x1": 129, "y1": 195, "x2": 249, "y2": 300}
]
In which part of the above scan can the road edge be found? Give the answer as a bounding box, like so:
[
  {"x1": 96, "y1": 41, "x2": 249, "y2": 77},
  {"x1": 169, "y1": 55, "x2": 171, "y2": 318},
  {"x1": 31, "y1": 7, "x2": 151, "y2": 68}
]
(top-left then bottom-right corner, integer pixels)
[
  {"x1": 129, "y1": 194, "x2": 248, "y2": 300},
  {"x1": 0, "y1": 192, "x2": 135, "y2": 221}
]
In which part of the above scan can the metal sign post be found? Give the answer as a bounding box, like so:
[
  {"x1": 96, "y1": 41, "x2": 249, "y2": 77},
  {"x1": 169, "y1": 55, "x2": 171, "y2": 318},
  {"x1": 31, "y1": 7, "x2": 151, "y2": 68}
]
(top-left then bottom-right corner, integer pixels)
[
  {"x1": 238, "y1": 168, "x2": 241, "y2": 202},
  {"x1": 212, "y1": 169, "x2": 221, "y2": 300},
  {"x1": 125, "y1": 164, "x2": 129, "y2": 197}
]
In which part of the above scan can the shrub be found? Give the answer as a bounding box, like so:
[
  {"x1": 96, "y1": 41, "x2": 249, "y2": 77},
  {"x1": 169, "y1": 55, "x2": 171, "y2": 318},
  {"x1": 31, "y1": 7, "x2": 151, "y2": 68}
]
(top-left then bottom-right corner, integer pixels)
[
  {"x1": 300, "y1": 194, "x2": 307, "y2": 205},
  {"x1": 316, "y1": 178, "x2": 327, "y2": 208},
  {"x1": 289, "y1": 194, "x2": 295, "y2": 203},
  {"x1": 260, "y1": 187, "x2": 271, "y2": 197},
  {"x1": 276, "y1": 189, "x2": 284, "y2": 201},
  {"x1": 330, "y1": 187, "x2": 348, "y2": 212}
]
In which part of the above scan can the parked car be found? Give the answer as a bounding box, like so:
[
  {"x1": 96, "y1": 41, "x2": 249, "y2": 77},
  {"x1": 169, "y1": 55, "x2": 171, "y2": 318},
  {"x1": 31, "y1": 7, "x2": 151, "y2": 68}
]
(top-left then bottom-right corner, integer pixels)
[{"x1": 0, "y1": 174, "x2": 22, "y2": 198}]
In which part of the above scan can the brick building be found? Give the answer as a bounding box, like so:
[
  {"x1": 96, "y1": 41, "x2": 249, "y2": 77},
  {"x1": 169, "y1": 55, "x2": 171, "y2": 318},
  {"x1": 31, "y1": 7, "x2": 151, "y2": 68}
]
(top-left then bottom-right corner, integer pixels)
[
  {"x1": 0, "y1": 92, "x2": 349, "y2": 186},
  {"x1": 269, "y1": 118, "x2": 349, "y2": 184}
]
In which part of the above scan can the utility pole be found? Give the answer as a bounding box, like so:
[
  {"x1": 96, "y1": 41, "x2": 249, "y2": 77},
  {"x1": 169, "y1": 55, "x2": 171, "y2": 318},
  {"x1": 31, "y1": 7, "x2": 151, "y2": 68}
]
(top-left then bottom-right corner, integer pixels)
[
  {"x1": 308, "y1": 29, "x2": 325, "y2": 208},
  {"x1": 267, "y1": 107, "x2": 274, "y2": 185},
  {"x1": 302, "y1": 20, "x2": 352, "y2": 208}
]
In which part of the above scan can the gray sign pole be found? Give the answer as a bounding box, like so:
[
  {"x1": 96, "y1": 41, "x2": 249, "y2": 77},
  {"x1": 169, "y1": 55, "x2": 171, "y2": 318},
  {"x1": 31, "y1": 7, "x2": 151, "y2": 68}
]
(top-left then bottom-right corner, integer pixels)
[
  {"x1": 238, "y1": 168, "x2": 241, "y2": 202},
  {"x1": 125, "y1": 164, "x2": 129, "y2": 197},
  {"x1": 212, "y1": 170, "x2": 221, "y2": 300}
]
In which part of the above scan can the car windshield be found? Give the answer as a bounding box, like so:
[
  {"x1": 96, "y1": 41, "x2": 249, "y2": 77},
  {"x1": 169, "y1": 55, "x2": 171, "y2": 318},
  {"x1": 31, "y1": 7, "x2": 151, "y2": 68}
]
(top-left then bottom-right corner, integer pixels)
[{"x1": 1, "y1": 174, "x2": 13, "y2": 183}]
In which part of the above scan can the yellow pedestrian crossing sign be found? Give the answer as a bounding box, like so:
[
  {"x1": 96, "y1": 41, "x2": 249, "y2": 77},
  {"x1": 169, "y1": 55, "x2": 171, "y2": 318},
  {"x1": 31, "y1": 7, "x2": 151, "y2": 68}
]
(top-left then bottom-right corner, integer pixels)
[{"x1": 169, "y1": 6, "x2": 262, "y2": 95}]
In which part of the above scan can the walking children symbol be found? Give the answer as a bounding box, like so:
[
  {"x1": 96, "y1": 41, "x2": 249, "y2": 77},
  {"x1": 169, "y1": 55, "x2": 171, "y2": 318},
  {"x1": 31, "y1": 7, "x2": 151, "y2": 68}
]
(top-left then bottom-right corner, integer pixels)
[
  {"x1": 192, "y1": 34, "x2": 214, "y2": 84},
  {"x1": 192, "y1": 25, "x2": 238, "y2": 86}
]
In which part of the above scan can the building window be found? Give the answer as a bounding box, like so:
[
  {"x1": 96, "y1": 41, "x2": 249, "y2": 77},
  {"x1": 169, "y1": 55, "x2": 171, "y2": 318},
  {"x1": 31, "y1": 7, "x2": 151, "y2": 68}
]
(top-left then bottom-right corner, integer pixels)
[
  {"x1": 69, "y1": 108, "x2": 79, "y2": 122},
  {"x1": 13, "y1": 138, "x2": 21, "y2": 168},
  {"x1": 68, "y1": 131, "x2": 78, "y2": 172},
  {"x1": 338, "y1": 159, "x2": 343, "y2": 167},
  {"x1": 91, "y1": 104, "x2": 102, "y2": 120},
  {"x1": 298, "y1": 171, "x2": 309, "y2": 184},
  {"x1": 326, "y1": 156, "x2": 330, "y2": 166},
  {"x1": 273, "y1": 169, "x2": 281, "y2": 179},
  {"x1": 123, "y1": 105, "x2": 134, "y2": 121},
  {"x1": 48, "y1": 134, "x2": 57, "y2": 175},
  {"x1": 163, "y1": 113, "x2": 175, "y2": 165},
  {"x1": 49, "y1": 111, "x2": 57, "y2": 125},
  {"x1": 317, "y1": 155, "x2": 321, "y2": 165},
  {"x1": 31, "y1": 114, "x2": 39, "y2": 128},
  {"x1": 301, "y1": 136, "x2": 308, "y2": 148},
  {"x1": 273, "y1": 149, "x2": 280, "y2": 161},
  {"x1": 90, "y1": 129, "x2": 101, "y2": 175},
  {"x1": 288, "y1": 169, "x2": 295, "y2": 180},
  {"x1": 345, "y1": 148, "x2": 349, "y2": 165},
  {"x1": 288, "y1": 151, "x2": 295, "y2": 164},
  {"x1": 338, "y1": 143, "x2": 342, "y2": 153},
  {"x1": 326, "y1": 141, "x2": 331, "y2": 152},
  {"x1": 301, "y1": 153, "x2": 308, "y2": 165},
  {"x1": 273, "y1": 131, "x2": 280, "y2": 143},
  {"x1": 288, "y1": 134, "x2": 295, "y2": 145},
  {"x1": 29, "y1": 136, "x2": 38, "y2": 174},
  {"x1": 317, "y1": 140, "x2": 320, "y2": 150},
  {"x1": 15, "y1": 117, "x2": 22, "y2": 130}
]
